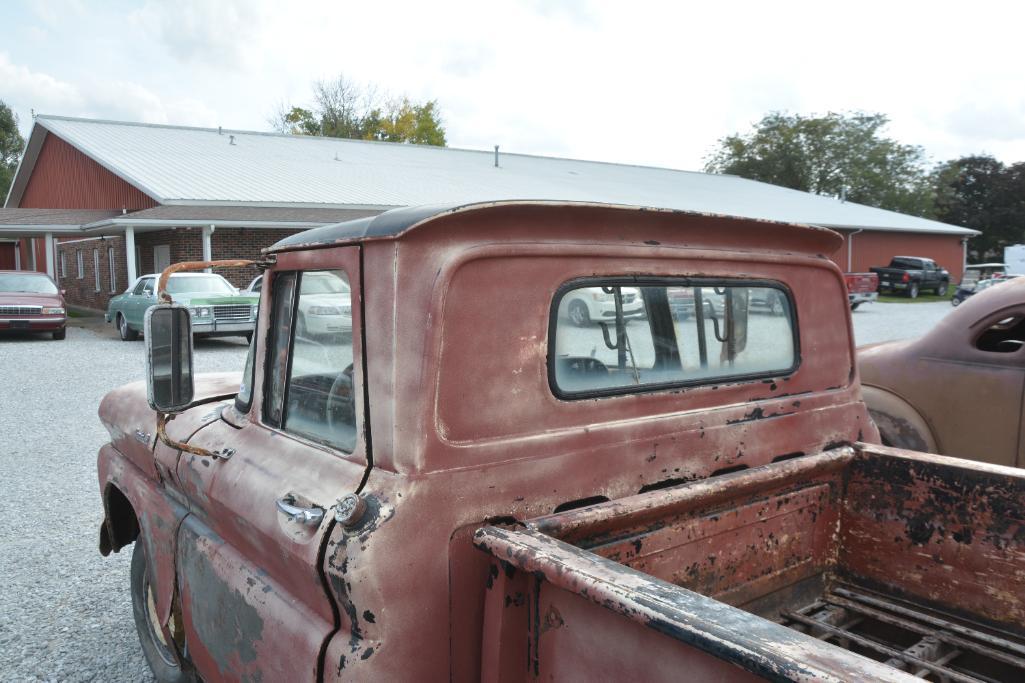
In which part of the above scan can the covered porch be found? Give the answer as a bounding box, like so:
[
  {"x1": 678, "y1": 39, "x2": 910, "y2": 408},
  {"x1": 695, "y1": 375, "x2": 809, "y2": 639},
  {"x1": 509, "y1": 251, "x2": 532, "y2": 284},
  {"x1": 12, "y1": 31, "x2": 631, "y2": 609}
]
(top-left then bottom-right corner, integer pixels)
[{"x1": 0, "y1": 206, "x2": 379, "y2": 311}]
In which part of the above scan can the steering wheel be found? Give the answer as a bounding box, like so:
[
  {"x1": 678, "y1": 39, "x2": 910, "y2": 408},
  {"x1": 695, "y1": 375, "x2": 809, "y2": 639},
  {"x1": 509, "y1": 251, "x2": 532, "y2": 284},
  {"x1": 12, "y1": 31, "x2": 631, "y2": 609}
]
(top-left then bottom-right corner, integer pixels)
[{"x1": 326, "y1": 363, "x2": 355, "y2": 431}]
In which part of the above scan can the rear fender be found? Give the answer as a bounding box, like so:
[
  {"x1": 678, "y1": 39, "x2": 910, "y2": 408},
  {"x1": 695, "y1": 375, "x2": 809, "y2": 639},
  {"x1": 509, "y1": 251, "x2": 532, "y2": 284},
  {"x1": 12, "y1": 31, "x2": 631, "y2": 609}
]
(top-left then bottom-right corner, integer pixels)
[
  {"x1": 98, "y1": 443, "x2": 187, "y2": 626},
  {"x1": 860, "y1": 385, "x2": 938, "y2": 453}
]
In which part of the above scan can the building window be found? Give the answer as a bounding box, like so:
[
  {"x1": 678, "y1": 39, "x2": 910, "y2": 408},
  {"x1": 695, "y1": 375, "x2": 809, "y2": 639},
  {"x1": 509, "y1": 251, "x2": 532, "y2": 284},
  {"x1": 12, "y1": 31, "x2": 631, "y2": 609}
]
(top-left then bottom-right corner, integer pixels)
[
  {"x1": 135, "y1": 246, "x2": 143, "y2": 277},
  {"x1": 108, "y1": 246, "x2": 117, "y2": 292},
  {"x1": 76, "y1": 251, "x2": 84, "y2": 279},
  {"x1": 60, "y1": 252, "x2": 66, "y2": 278},
  {"x1": 93, "y1": 249, "x2": 100, "y2": 292}
]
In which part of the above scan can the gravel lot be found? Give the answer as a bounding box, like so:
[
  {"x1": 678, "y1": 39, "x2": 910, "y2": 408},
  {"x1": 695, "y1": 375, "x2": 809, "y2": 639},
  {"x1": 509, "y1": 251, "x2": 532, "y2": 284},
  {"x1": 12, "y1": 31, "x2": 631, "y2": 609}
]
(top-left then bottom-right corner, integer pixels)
[
  {"x1": 0, "y1": 300, "x2": 952, "y2": 681},
  {"x1": 851, "y1": 300, "x2": 955, "y2": 346},
  {"x1": 0, "y1": 323, "x2": 248, "y2": 682}
]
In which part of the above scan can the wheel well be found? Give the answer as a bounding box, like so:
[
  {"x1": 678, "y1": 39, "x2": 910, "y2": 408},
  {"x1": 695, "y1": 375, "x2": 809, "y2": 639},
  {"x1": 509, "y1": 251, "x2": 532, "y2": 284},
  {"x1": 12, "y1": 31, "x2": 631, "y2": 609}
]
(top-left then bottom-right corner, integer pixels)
[{"x1": 101, "y1": 484, "x2": 140, "y2": 556}]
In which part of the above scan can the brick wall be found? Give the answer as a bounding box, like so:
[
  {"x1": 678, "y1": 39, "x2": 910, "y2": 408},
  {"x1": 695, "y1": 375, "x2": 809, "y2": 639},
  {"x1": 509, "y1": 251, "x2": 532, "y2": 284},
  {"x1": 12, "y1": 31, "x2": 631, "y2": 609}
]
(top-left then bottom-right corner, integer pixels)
[
  {"x1": 56, "y1": 227, "x2": 309, "y2": 309},
  {"x1": 56, "y1": 236, "x2": 128, "y2": 311},
  {"x1": 211, "y1": 228, "x2": 301, "y2": 286}
]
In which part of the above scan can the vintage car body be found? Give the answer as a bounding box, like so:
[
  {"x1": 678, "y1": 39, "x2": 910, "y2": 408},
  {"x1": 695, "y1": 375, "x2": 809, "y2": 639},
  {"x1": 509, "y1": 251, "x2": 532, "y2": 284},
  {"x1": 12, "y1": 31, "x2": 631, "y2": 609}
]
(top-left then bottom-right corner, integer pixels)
[
  {"x1": 96, "y1": 202, "x2": 1025, "y2": 681},
  {"x1": 859, "y1": 276, "x2": 1025, "y2": 466},
  {"x1": 106, "y1": 272, "x2": 258, "y2": 341},
  {"x1": 0, "y1": 269, "x2": 67, "y2": 339}
]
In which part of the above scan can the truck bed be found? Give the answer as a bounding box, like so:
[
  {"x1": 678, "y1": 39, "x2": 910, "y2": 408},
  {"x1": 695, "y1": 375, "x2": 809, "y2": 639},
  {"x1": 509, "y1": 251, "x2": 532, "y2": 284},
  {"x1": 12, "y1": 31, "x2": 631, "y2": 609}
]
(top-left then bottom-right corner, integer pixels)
[{"x1": 475, "y1": 444, "x2": 1025, "y2": 681}]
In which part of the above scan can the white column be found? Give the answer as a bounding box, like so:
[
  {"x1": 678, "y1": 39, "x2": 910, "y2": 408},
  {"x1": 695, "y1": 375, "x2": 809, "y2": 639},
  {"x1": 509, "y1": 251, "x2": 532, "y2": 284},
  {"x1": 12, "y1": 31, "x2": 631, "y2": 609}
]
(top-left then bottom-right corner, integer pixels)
[
  {"x1": 44, "y1": 232, "x2": 55, "y2": 279},
  {"x1": 202, "y1": 225, "x2": 214, "y2": 272},
  {"x1": 14, "y1": 240, "x2": 21, "y2": 270},
  {"x1": 125, "y1": 226, "x2": 137, "y2": 283}
]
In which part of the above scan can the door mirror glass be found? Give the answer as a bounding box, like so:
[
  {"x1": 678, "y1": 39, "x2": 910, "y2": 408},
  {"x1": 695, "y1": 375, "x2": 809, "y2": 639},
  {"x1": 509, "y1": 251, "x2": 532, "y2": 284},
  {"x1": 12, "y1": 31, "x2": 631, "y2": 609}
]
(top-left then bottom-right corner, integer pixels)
[{"x1": 145, "y1": 305, "x2": 195, "y2": 412}]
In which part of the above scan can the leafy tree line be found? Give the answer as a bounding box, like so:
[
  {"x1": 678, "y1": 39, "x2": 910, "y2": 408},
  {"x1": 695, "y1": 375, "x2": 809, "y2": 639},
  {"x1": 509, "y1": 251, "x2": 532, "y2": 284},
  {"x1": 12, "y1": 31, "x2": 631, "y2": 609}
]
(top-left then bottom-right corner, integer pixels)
[
  {"x1": 270, "y1": 75, "x2": 446, "y2": 146},
  {"x1": 705, "y1": 111, "x2": 1025, "y2": 257},
  {"x1": 1, "y1": 102, "x2": 26, "y2": 203}
]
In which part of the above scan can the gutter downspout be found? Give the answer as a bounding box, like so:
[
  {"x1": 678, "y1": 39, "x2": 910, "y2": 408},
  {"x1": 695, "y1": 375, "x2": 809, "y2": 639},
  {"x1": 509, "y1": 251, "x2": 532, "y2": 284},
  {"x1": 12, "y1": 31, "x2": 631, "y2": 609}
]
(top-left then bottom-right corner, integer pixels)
[{"x1": 847, "y1": 228, "x2": 864, "y2": 273}]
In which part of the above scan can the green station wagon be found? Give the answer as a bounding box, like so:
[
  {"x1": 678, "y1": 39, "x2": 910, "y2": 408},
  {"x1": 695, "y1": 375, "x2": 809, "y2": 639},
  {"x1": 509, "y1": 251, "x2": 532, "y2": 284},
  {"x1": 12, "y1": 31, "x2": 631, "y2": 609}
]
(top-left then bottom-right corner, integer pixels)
[{"x1": 106, "y1": 272, "x2": 258, "y2": 342}]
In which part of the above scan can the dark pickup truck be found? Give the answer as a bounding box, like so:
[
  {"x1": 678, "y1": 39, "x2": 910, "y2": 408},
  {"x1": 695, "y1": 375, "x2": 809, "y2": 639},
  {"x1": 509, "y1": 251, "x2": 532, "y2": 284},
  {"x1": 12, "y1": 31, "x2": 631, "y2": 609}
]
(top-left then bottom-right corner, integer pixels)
[{"x1": 871, "y1": 257, "x2": 950, "y2": 298}]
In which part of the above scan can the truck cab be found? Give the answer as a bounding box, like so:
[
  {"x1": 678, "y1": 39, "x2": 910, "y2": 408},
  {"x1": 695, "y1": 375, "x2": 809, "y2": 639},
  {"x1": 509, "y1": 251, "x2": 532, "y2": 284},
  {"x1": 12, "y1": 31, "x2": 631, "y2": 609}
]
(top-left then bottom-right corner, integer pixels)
[{"x1": 97, "y1": 202, "x2": 1025, "y2": 681}]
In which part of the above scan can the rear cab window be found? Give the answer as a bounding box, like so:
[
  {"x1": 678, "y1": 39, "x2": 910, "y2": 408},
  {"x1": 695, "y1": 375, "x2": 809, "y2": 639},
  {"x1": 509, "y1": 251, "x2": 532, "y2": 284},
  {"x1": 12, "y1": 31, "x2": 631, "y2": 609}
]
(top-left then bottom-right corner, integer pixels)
[{"x1": 550, "y1": 278, "x2": 798, "y2": 398}]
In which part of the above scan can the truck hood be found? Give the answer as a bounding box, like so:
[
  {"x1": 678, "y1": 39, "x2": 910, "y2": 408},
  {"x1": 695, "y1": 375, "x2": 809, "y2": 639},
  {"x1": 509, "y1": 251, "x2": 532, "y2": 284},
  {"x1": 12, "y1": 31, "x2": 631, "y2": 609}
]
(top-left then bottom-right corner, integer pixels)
[{"x1": 99, "y1": 372, "x2": 243, "y2": 474}]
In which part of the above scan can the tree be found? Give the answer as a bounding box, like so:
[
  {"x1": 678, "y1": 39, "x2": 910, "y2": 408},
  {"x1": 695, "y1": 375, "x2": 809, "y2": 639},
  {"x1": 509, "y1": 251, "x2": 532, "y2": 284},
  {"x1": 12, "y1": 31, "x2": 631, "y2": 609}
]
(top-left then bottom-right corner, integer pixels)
[
  {"x1": 933, "y1": 156, "x2": 1025, "y2": 258},
  {"x1": 0, "y1": 101, "x2": 26, "y2": 203},
  {"x1": 368, "y1": 98, "x2": 446, "y2": 146},
  {"x1": 705, "y1": 112, "x2": 934, "y2": 217},
  {"x1": 270, "y1": 75, "x2": 446, "y2": 146}
]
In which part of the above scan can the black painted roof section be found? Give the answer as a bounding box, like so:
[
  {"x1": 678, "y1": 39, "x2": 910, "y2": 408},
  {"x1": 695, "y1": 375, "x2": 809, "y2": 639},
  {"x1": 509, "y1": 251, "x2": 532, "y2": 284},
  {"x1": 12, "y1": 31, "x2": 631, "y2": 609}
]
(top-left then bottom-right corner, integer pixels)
[{"x1": 268, "y1": 202, "x2": 511, "y2": 252}]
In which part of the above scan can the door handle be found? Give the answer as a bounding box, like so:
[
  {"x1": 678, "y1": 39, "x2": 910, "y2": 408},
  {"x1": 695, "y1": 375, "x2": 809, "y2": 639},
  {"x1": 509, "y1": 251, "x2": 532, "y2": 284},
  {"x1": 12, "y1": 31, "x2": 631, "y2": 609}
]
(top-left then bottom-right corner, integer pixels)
[{"x1": 275, "y1": 495, "x2": 325, "y2": 525}]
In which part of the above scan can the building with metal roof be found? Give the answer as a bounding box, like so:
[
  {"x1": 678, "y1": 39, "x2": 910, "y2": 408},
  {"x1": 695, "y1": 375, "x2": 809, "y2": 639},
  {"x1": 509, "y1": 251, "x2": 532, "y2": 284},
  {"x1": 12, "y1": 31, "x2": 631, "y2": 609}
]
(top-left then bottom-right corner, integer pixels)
[{"x1": 1, "y1": 114, "x2": 978, "y2": 310}]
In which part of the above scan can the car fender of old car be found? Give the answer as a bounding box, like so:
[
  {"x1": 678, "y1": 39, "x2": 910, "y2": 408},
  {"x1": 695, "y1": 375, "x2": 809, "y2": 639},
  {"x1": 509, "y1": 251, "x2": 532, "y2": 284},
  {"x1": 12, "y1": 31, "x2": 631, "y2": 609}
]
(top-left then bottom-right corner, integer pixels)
[{"x1": 859, "y1": 384, "x2": 937, "y2": 452}]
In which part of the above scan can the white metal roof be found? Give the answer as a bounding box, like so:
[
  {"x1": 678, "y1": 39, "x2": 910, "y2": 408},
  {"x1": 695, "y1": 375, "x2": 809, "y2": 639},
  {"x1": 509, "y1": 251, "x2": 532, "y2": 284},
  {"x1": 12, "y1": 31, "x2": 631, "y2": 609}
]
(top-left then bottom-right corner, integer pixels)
[{"x1": 14, "y1": 115, "x2": 977, "y2": 236}]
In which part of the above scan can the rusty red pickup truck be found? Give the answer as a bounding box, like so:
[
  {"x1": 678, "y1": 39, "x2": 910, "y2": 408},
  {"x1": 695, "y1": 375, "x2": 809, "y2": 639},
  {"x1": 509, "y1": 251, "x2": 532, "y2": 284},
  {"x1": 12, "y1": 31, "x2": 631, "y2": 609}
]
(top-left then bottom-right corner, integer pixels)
[{"x1": 96, "y1": 202, "x2": 1025, "y2": 682}]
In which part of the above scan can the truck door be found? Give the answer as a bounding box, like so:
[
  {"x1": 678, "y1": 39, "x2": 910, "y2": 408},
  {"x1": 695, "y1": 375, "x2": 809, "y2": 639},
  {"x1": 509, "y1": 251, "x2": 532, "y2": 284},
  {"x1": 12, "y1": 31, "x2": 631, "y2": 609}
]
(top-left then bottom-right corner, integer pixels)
[{"x1": 174, "y1": 246, "x2": 370, "y2": 681}]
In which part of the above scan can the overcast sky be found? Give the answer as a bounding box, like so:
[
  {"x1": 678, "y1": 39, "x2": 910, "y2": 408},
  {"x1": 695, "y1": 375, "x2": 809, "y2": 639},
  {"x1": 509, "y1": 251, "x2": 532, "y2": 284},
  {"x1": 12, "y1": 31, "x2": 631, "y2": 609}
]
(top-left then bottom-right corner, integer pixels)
[{"x1": 3, "y1": 0, "x2": 1024, "y2": 171}]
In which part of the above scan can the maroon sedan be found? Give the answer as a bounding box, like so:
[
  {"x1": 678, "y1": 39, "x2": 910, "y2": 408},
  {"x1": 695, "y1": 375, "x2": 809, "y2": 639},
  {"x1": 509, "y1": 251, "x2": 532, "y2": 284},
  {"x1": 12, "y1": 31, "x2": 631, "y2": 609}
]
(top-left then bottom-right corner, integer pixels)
[{"x1": 0, "y1": 270, "x2": 67, "y2": 340}]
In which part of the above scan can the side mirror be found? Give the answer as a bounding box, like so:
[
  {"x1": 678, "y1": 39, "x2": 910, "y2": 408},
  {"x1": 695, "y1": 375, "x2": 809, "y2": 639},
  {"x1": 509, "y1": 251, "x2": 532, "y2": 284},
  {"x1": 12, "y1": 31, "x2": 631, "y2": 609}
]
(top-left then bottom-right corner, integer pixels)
[
  {"x1": 145, "y1": 305, "x2": 195, "y2": 412},
  {"x1": 60, "y1": 288, "x2": 67, "y2": 296}
]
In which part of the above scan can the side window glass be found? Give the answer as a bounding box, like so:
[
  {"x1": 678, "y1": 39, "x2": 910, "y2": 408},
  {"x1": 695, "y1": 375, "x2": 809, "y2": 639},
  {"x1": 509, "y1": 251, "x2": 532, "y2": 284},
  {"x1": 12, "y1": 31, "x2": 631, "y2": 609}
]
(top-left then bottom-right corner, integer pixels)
[
  {"x1": 552, "y1": 281, "x2": 797, "y2": 397},
  {"x1": 133, "y1": 278, "x2": 150, "y2": 295},
  {"x1": 283, "y1": 270, "x2": 356, "y2": 452},
  {"x1": 265, "y1": 272, "x2": 298, "y2": 426},
  {"x1": 142, "y1": 279, "x2": 155, "y2": 295}
]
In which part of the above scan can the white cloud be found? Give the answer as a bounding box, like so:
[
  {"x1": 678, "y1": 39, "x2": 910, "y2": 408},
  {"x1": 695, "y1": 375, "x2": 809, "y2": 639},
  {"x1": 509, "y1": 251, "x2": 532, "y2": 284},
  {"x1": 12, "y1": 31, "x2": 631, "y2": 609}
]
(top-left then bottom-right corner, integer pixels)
[
  {"x1": 4, "y1": 0, "x2": 1025, "y2": 170},
  {"x1": 0, "y1": 53, "x2": 219, "y2": 132}
]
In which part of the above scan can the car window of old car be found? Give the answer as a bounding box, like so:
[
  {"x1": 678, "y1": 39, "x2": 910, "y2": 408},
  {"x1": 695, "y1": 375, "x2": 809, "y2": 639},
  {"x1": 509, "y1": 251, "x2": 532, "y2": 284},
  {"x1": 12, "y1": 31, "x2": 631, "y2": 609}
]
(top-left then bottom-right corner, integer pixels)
[
  {"x1": 551, "y1": 280, "x2": 797, "y2": 398},
  {"x1": 264, "y1": 270, "x2": 356, "y2": 452},
  {"x1": 132, "y1": 278, "x2": 149, "y2": 295},
  {"x1": 976, "y1": 315, "x2": 1025, "y2": 354}
]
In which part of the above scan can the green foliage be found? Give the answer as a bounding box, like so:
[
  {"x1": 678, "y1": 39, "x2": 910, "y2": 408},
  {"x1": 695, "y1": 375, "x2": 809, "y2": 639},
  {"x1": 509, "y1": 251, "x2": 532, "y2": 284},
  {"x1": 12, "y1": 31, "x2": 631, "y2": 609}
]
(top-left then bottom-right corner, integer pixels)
[
  {"x1": 705, "y1": 112, "x2": 934, "y2": 217},
  {"x1": 0, "y1": 101, "x2": 26, "y2": 202},
  {"x1": 271, "y1": 76, "x2": 446, "y2": 146},
  {"x1": 367, "y1": 99, "x2": 446, "y2": 146},
  {"x1": 933, "y1": 156, "x2": 1025, "y2": 258},
  {"x1": 279, "y1": 107, "x2": 321, "y2": 136}
]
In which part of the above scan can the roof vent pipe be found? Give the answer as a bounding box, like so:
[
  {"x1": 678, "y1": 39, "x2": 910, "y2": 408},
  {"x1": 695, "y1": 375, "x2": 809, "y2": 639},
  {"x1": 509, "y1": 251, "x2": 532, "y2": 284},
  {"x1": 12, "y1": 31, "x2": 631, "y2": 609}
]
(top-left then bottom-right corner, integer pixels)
[
  {"x1": 494, "y1": 145, "x2": 499, "y2": 168},
  {"x1": 229, "y1": 135, "x2": 236, "y2": 146},
  {"x1": 218, "y1": 126, "x2": 222, "y2": 135}
]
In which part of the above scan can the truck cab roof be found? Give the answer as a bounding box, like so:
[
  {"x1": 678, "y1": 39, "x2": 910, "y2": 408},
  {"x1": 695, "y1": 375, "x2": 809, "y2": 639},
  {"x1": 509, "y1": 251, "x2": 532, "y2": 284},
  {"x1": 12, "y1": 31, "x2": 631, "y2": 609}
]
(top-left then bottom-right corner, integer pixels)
[{"x1": 267, "y1": 200, "x2": 843, "y2": 256}]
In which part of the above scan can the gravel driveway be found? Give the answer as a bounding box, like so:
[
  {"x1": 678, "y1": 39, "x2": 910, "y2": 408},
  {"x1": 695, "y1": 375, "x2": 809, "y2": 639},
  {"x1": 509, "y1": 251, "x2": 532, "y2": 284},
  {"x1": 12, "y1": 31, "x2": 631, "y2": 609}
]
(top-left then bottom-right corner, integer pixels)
[
  {"x1": 851, "y1": 300, "x2": 955, "y2": 346},
  {"x1": 0, "y1": 300, "x2": 953, "y2": 680},
  {"x1": 0, "y1": 324, "x2": 248, "y2": 682}
]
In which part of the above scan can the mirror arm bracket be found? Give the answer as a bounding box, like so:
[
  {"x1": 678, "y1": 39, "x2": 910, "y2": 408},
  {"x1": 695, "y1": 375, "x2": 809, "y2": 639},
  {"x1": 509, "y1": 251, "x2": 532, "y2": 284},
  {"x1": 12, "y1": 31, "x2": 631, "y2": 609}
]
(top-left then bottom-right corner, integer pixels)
[
  {"x1": 156, "y1": 259, "x2": 258, "y2": 303},
  {"x1": 156, "y1": 410, "x2": 233, "y2": 459}
]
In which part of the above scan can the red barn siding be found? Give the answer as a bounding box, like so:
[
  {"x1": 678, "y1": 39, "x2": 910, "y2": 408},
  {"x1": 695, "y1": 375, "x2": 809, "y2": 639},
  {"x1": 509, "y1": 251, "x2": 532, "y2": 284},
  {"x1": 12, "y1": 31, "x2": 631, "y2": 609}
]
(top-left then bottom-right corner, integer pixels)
[
  {"x1": 851, "y1": 231, "x2": 965, "y2": 282},
  {"x1": 0, "y1": 242, "x2": 16, "y2": 269},
  {"x1": 824, "y1": 229, "x2": 966, "y2": 282},
  {"x1": 17, "y1": 133, "x2": 157, "y2": 210}
]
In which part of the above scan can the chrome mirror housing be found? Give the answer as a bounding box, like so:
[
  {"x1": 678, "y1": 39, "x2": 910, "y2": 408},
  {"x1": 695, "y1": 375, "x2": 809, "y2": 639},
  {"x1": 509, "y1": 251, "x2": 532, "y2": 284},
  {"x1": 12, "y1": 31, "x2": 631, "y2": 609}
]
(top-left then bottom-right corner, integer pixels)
[{"x1": 145, "y1": 304, "x2": 194, "y2": 412}]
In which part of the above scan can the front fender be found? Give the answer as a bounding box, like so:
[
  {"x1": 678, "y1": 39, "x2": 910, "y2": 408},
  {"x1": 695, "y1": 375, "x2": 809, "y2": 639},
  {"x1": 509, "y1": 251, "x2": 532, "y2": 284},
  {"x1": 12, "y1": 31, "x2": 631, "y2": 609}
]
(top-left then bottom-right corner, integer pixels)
[
  {"x1": 861, "y1": 385, "x2": 938, "y2": 454},
  {"x1": 98, "y1": 443, "x2": 187, "y2": 627}
]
